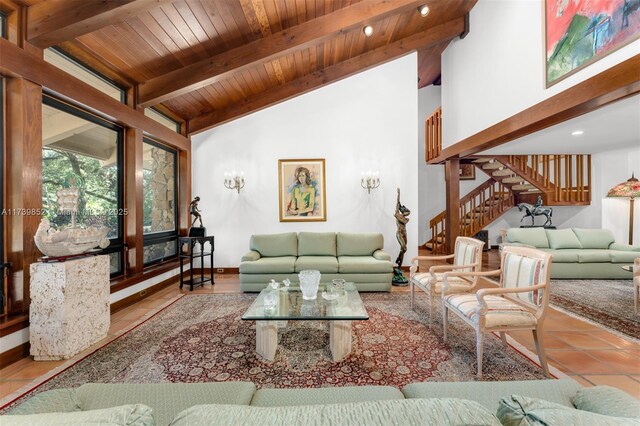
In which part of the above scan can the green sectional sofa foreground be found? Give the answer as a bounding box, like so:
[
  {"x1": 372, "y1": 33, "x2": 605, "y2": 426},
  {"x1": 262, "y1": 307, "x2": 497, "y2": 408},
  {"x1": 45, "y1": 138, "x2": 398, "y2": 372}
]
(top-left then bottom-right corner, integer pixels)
[
  {"x1": 4, "y1": 380, "x2": 640, "y2": 425},
  {"x1": 239, "y1": 232, "x2": 393, "y2": 292},
  {"x1": 504, "y1": 228, "x2": 640, "y2": 279}
]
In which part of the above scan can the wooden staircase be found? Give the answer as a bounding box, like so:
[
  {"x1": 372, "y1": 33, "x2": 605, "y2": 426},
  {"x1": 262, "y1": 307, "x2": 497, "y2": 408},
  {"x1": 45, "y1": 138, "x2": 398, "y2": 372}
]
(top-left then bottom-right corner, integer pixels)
[
  {"x1": 426, "y1": 154, "x2": 591, "y2": 253},
  {"x1": 424, "y1": 107, "x2": 592, "y2": 254}
]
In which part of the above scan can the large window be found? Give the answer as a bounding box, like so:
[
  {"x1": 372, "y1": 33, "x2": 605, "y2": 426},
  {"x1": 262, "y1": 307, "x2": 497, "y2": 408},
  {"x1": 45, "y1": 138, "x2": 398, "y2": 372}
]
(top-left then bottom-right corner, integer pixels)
[
  {"x1": 44, "y1": 48, "x2": 125, "y2": 103},
  {"x1": 143, "y1": 139, "x2": 178, "y2": 265},
  {"x1": 42, "y1": 96, "x2": 124, "y2": 276}
]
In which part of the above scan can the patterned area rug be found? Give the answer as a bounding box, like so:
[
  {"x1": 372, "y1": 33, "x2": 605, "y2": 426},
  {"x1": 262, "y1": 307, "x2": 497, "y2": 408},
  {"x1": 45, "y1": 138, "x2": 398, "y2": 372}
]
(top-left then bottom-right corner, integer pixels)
[
  {"x1": 550, "y1": 279, "x2": 639, "y2": 340},
  {"x1": 2, "y1": 293, "x2": 549, "y2": 411}
]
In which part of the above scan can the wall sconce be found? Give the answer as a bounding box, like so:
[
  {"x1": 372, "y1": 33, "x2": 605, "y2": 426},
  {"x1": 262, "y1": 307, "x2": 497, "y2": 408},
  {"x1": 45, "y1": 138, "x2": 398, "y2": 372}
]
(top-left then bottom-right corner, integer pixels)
[
  {"x1": 361, "y1": 171, "x2": 380, "y2": 194},
  {"x1": 224, "y1": 170, "x2": 245, "y2": 193}
]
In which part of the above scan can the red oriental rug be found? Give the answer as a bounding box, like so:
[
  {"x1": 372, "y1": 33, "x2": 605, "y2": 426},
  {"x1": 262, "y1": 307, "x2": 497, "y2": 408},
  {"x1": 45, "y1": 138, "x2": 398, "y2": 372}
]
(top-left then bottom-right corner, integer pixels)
[{"x1": 1, "y1": 293, "x2": 553, "y2": 412}]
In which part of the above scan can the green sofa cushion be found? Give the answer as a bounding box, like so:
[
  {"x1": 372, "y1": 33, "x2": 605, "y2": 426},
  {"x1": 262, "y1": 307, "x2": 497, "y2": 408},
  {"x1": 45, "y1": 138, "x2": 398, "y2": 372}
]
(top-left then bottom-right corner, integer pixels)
[
  {"x1": 250, "y1": 233, "x2": 298, "y2": 257},
  {"x1": 76, "y1": 382, "x2": 256, "y2": 426},
  {"x1": 1, "y1": 404, "x2": 154, "y2": 426},
  {"x1": 294, "y1": 256, "x2": 338, "y2": 273},
  {"x1": 401, "y1": 379, "x2": 581, "y2": 412},
  {"x1": 170, "y1": 399, "x2": 501, "y2": 426},
  {"x1": 298, "y1": 232, "x2": 336, "y2": 256},
  {"x1": 336, "y1": 232, "x2": 383, "y2": 256},
  {"x1": 338, "y1": 256, "x2": 392, "y2": 273},
  {"x1": 610, "y1": 243, "x2": 640, "y2": 252},
  {"x1": 577, "y1": 250, "x2": 614, "y2": 263},
  {"x1": 250, "y1": 385, "x2": 404, "y2": 407},
  {"x1": 572, "y1": 386, "x2": 640, "y2": 418},
  {"x1": 8, "y1": 389, "x2": 81, "y2": 415},
  {"x1": 540, "y1": 249, "x2": 580, "y2": 263},
  {"x1": 546, "y1": 229, "x2": 582, "y2": 249},
  {"x1": 609, "y1": 250, "x2": 640, "y2": 263},
  {"x1": 242, "y1": 251, "x2": 261, "y2": 261},
  {"x1": 572, "y1": 228, "x2": 616, "y2": 249},
  {"x1": 497, "y1": 395, "x2": 638, "y2": 426},
  {"x1": 240, "y1": 257, "x2": 297, "y2": 274},
  {"x1": 507, "y1": 228, "x2": 549, "y2": 248}
]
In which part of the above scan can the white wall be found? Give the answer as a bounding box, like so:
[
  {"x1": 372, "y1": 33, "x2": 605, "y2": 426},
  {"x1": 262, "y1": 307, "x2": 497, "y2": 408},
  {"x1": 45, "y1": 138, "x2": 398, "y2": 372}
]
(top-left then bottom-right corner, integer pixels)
[
  {"x1": 441, "y1": 0, "x2": 640, "y2": 148},
  {"x1": 192, "y1": 54, "x2": 419, "y2": 267},
  {"x1": 484, "y1": 146, "x2": 640, "y2": 245}
]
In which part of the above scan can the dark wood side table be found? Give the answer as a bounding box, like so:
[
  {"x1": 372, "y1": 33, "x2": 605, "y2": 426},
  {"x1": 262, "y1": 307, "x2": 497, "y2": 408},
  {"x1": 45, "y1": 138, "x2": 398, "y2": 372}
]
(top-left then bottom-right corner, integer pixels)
[{"x1": 179, "y1": 236, "x2": 214, "y2": 291}]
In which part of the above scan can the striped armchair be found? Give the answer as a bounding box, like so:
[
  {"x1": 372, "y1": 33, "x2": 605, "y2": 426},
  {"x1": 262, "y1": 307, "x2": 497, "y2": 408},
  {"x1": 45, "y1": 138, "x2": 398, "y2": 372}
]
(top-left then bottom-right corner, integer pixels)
[
  {"x1": 441, "y1": 246, "x2": 553, "y2": 379},
  {"x1": 410, "y1": 237, "x2": 484, "y2": 324}
]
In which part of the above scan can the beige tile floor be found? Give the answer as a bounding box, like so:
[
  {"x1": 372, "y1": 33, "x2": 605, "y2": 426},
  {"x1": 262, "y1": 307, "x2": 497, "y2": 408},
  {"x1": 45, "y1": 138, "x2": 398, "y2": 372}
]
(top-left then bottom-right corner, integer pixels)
[{"x1": 1, "y1": 271, "x2": 639, "y2": 401}]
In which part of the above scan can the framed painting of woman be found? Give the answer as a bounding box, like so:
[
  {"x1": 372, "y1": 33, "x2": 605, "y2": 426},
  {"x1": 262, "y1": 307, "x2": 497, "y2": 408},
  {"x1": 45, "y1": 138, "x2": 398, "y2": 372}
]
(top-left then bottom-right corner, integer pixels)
[{"x1": 278, "y1": 159, "x2": 326, "y2": 222}]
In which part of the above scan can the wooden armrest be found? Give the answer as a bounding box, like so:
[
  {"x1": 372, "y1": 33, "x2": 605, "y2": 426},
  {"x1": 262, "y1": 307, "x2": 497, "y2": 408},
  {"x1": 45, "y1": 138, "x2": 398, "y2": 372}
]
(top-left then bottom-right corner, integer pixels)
[{"x1": 410, "y1": 254, "x2": 455, "y2": 264}]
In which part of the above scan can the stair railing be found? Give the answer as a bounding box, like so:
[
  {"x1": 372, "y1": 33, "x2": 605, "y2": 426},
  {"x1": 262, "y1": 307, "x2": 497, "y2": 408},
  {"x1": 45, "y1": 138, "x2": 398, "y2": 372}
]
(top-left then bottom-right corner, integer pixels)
[
  {"x1": 508, "y1": 155, "x2": 591, "y2": 203},
  {"x1": 429, "y1": 179, "x2": 513, "y2": 254},
  {"x1": 425, "y1": 107, "x2": 442, "y2": 162}
]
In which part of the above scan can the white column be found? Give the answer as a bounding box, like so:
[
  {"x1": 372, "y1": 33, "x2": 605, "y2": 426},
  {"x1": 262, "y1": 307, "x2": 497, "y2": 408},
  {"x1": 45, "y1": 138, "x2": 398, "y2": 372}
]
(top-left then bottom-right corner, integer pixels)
[{"x1": 255, "y1": 320, "x2": 278, "y2": 361}]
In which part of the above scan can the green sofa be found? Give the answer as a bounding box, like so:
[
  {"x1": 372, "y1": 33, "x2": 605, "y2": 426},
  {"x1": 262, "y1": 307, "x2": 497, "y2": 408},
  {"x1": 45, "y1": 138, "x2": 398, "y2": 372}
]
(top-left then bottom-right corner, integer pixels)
[
  {"x1": 239, "y1": 232, "x2": 393, "y2": 292},
  {"x1": 4, "y1": 380, "x2": 639, "y2": 425},
  {"x1": 503, "y1": 228, "x2": 640, "y2": 279}
]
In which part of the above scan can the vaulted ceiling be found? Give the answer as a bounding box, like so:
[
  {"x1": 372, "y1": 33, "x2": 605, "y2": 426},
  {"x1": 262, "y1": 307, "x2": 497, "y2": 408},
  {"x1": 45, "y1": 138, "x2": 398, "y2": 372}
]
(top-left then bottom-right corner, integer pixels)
[{"x1": 25, "y1": 0, "x2": 476, "y2": 135}]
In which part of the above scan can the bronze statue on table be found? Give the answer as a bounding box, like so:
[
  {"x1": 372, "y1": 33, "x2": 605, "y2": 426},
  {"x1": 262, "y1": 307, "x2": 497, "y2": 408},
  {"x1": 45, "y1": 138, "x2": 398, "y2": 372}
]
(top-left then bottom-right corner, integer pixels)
[
  {"x1": 188, "y1": 196, "x2": 206, "y2": 237},
  {"x1": 393, "y1": 188, "x2": 411, "y2": 286},
  {"x1": 517, "y1": 195, "x2": 553, "y2": 227}
]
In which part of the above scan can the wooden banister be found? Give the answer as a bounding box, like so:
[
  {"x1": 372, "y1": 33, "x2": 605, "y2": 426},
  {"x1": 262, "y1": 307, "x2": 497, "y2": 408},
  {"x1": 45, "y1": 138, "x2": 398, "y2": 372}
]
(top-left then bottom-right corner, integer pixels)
[{"x1": 425, "y1": 107, "x2": 442, "y2": 162}]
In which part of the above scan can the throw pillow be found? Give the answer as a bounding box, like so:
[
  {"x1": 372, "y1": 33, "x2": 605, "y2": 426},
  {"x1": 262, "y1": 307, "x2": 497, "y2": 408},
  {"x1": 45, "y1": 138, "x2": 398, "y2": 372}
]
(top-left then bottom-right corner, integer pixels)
[
  {"x1": 497, "y1": 395, "x2": 639, "y2": 426},
  {"x1": 572, "y1": 386, "x2": 640, "y2": 419},
  {"x1": 0, "y1": 404, "x2": 154, "y2": 425},
  {"x1": 545, "y1": 229, "x2": 582, "y2": 249}
]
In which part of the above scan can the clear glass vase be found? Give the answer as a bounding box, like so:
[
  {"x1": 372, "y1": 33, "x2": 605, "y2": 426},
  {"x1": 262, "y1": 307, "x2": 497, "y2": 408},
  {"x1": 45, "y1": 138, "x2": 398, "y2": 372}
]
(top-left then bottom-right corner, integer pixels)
[{"x1": 298, "y1": 269, "x2": 321, "y2": 300}]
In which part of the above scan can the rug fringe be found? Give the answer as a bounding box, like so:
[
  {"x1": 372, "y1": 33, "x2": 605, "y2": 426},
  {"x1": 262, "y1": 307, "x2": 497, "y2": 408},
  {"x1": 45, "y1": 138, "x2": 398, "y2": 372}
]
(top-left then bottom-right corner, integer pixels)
[{"x1": 549, "y1": 305, "x2": 640, "y2": 344}]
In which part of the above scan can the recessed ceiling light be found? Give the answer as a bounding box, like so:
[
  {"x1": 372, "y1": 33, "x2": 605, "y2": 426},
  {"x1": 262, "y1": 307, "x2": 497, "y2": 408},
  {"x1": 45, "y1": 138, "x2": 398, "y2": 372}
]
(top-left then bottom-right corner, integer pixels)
[
  {"x1": 418, "y1": 5, "x2": 430, "y2": 17},
  {"x1": 363, "y1": 25, "x2": 373, "y2": 37},
  {"x1": 571, "y1": 130, "x2": 584, "y2": 136}
]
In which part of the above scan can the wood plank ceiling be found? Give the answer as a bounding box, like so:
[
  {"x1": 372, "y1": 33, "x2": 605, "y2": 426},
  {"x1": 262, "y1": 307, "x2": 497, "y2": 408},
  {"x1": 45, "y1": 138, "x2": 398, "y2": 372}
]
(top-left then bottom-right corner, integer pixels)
[{"x1": 25, "y1": 0, "x2": 476, "y2": 134}]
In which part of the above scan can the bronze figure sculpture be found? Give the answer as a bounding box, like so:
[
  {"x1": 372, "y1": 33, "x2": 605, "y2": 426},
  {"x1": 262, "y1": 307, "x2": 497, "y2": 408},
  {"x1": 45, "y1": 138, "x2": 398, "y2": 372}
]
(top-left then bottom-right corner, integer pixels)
[
  {"x1": 393, "y1": 188, "x2": 410, "y2": 286},
  {"x1": 517, "y1": 195, "x2": 553, "y2": 227},
  {"x1": 189, "y1": 196, "x2": 203, "y2": 227}
]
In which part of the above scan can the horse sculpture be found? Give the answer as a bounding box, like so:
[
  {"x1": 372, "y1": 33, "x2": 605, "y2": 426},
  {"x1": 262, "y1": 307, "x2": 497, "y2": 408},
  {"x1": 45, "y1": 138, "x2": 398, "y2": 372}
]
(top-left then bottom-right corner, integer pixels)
[{"x1": 517, "y1": 202, "x2": 553, "y2": 227}]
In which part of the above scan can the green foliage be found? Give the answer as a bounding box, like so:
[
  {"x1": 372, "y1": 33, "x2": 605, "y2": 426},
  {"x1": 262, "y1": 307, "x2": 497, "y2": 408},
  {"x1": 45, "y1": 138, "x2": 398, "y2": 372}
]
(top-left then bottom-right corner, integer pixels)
[{"x1": 42, "y1": 147, "x2": 118, "y2": 238}]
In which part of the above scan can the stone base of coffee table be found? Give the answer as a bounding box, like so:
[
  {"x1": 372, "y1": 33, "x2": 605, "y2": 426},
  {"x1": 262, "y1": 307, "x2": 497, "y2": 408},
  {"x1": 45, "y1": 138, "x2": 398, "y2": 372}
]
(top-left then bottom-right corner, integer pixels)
[
  {"x1": 29, "y1": 255, "x2": 110, "y2": 361},
  {"x1": 255, "y1": 320, "x2": 352, "y2": 362}
]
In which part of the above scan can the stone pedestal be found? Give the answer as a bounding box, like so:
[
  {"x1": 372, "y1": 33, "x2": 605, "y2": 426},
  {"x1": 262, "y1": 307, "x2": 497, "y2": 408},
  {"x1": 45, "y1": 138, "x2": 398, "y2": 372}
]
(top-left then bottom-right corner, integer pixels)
[{"x1": 30, "y1": 255, "x2": 110, "y2": 361}]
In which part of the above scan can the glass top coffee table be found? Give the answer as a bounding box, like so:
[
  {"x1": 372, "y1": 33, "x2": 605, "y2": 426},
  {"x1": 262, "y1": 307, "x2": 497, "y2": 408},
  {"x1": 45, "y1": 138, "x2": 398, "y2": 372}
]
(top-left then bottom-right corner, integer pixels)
[{"x1": 242, "y1": 282, "x2": 368, "y2": 362}]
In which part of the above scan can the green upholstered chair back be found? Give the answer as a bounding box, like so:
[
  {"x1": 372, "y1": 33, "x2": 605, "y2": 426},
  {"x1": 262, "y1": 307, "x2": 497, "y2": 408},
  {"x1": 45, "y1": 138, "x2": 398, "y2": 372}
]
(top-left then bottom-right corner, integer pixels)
[
  {"x1": 545, "y1": 229, "x2": 582, "y2": 249},
  {"x1": 336, "y1": 232, "x2": 383, "y2": 256},
  {"x1": 250, "y1": 232, "x2": 298, "y2": 257},
  {"x1": 298, "y1": 232, "x2": 337, "y2": 256}
]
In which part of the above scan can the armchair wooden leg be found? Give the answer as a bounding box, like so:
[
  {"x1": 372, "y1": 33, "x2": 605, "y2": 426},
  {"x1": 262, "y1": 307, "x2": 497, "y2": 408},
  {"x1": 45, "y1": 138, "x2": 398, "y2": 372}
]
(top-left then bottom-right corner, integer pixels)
[
  {"x1": 410, "y1": 280, "x2": 415, "y2": 310},
  {"x1": 532, "y1": 329, "x2": 550, "y2": 378},
  {"x1": 476, "y1": 331, "x2": 484, "y2": 379},
  {"x1": 499, "y1": 332, "x2": 507, "y2": 345},
  {"x1": 429, "y1": 287, "x2": 435, "y2": 327},
  {"x1": 442, "y1": 302, "x2": 449, "y2": 342}
]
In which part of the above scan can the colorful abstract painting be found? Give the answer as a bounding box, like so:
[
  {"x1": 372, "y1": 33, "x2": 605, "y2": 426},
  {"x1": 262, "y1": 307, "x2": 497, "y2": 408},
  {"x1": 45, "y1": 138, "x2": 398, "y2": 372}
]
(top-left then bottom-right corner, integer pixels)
[{"x1": 545, "y1": 0, "x2": 640, "y2": 86}]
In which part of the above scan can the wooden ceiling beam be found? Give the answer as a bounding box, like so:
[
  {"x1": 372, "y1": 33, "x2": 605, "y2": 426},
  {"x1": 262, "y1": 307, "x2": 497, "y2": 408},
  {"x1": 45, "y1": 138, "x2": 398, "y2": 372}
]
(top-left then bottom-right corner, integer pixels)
[
  {"x1": 138, "y1": 0, "x2": 425, "y2": 107},
  {"x1": 0, "y1": 37, "x2": 189, "y2": 150},
  {"x1": 188, "y1": 17, "x2": 466, "y2": 135},
  {"x1": 27, "y1": 0, "x2": 171, "y2": 48},
  {"x1": 427, "y1": 54, "x2": 640, "y2": 164}
]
